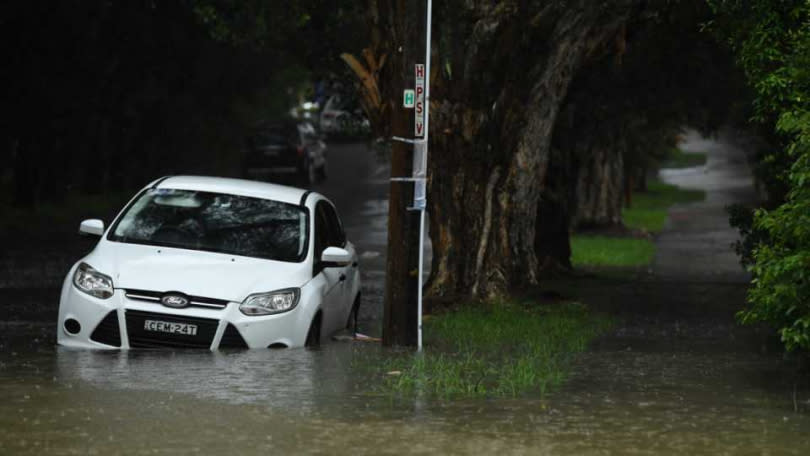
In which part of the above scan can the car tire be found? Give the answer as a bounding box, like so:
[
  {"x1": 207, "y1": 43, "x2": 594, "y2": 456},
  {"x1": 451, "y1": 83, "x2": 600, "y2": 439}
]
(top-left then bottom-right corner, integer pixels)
[
  {"x1": 305, "y1": 314, "x2": 321, "y2": 348},
  {"x1": 346, "y1": 295, "x2": 360, "y2": 334}
]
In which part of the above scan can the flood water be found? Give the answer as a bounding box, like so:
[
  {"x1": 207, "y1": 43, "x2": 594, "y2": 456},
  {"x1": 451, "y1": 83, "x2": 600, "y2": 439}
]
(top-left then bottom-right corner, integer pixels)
[
  {"x1": 2, "y1": 137, "x2": 810, "y2": 454},
  {"x1": 1, "y1": 338, "x2": 809, "y2": 455}
]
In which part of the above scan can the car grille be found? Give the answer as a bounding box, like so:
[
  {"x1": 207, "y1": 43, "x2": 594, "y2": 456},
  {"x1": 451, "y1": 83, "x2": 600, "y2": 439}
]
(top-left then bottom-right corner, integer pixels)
[
  {"x1": 90, "y1": 311, "x2": 121, "y2": 347},
  {"x1": 124, "y1": 289, "x2": 229, "y2": 310},
  {"x1": 125, "y1": 310, "x2": 218, "y2": 349},
  {"x1": 219, "y1": 324, "x2": 249, "y2": 349}
]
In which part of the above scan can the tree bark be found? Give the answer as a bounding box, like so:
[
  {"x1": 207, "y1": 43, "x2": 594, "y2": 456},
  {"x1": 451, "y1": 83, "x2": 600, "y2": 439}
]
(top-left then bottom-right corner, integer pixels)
[
  {"x1": 572, "y1": 135, "x2": 625, "y2": 227},
  {"x1": 425, "y1": 1, "x2": 638, "y2": 298}
]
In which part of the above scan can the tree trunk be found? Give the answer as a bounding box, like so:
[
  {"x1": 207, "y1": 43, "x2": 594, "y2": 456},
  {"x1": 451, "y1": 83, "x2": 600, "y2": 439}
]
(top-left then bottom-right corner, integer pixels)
[
  {"x1": 425, "y1": 2, "x2": 637, "y2": 298},
  {"x1": 353, "y1": 1, "x2": 642, "y2": 301},
  {"x1": 535, "y1": 145, "x2": 575, "y2": 272},
  {"x1": 572, "y1": 137, "x2": 625, "y2": 227}
]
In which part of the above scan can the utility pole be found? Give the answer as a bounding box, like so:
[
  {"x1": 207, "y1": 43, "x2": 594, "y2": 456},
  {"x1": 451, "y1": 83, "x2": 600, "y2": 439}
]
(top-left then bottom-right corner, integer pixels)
[{"x1": 382, "y1": 0, "x2": 432, "y2": 348}]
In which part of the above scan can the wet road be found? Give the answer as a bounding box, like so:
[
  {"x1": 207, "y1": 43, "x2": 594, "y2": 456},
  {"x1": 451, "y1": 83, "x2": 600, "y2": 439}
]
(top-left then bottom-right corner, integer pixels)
[{"x1": 2, "y1": 137, "x2": 810, "y2": 454}]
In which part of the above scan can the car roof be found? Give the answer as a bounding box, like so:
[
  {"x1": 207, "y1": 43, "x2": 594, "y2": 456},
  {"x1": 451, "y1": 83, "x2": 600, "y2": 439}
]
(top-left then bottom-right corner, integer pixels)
[{"x1": 151, "y1": 176, "x2": 313, "y2": 206}]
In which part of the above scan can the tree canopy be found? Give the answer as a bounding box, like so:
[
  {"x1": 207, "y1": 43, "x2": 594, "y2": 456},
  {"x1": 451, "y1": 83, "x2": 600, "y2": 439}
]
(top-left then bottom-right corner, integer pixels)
[{"x1": 0, "y1": 0, "x2": 362, "y2": 207}]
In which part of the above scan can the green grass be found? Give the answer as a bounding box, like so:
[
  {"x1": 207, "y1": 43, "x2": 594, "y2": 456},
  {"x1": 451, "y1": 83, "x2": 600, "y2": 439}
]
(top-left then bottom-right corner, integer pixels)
[
  {"x1": 372, "y1": 301, "x2": 611, "y2": 399},
  {"x1": 571, "y1": 178, "x2": 704, "y2": 268},
  {"x1": 622, "y1": 178, "x2": 705, "y2": 233},
  {"x1": 570, "y1": 236, "x2": 656, "y2": 267},
  {"x1": 661, "y1": 147, "x2": 707, "y2": 169}
]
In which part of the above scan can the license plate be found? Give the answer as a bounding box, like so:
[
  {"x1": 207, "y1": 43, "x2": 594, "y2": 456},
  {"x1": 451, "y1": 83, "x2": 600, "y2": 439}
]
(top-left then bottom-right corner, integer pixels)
[{"x1": 144, "y1": 320, "x2": 198, "y2": 336}]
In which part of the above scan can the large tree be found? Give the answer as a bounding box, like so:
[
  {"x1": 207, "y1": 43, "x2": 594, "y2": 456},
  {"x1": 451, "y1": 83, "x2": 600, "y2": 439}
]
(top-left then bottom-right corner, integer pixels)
[
  {"x1": 352, "y1": 0, "x2": 741, "y2": 301},
  {"x1": 416, "y1": 1, "x2": 640, "y2": 297},
  {"x1": 551, "y1": 1, "x2": 739, "y2": 230},
  {"x1": 428, "y1": 2, "x2": 643, "y2": 297}
]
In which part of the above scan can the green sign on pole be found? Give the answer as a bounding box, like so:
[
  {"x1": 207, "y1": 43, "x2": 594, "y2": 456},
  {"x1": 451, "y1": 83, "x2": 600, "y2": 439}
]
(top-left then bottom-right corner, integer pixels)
[{"x1": 403, "y1": 89, "x2": 415, "y2": 108}]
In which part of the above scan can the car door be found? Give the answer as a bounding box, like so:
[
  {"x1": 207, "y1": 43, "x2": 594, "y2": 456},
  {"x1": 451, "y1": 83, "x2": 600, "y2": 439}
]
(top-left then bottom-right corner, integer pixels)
[
  {"x1": 322, "y1": 201, "x2": 355, "y2": 322},
  {"x1": 313, "y1": 201, "x2": 344, "y2": 335}
]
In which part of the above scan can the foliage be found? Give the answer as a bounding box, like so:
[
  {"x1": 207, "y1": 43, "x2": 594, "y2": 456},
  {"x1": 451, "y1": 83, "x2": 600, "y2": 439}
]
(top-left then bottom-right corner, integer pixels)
[
  {"x1": 0, "y1": 1, "x2": 365, "y2": 211},
  {"x1": 551, "y1": 1, "x2": 739, "y2": 228},
  {"x1": 744, "y1": 128, "x2": 810, "y2": 351},
  {"x1": 374, "y1": 301, "x2": 611, "y2": 398},
  {"x1": 191, "y1": 0, "x2": 365, "y2": 75},
  {"x1": 709, "y1": 0, "x2": 810, "y2": 351},
  {"x1": 726, "y1": 203, "x2": 767, "y2": 267},
  {"x1": 571, "y1": 236, "x2": 655, "y2": 268}
]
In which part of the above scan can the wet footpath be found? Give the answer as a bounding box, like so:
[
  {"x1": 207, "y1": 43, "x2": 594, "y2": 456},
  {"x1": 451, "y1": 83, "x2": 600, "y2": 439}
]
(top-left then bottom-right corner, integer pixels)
[{"x1": 2, "y1": 135, "x2": 810, "y2": 455}]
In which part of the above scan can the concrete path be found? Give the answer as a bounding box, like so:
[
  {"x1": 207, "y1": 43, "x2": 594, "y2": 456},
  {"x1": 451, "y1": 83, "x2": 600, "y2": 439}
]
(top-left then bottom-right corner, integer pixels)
[{"x1": 653, "y1": 128, "x2": 759, "y2": 283}]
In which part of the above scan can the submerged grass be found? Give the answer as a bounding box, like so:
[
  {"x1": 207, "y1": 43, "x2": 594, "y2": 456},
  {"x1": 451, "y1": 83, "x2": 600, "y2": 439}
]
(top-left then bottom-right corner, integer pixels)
[{"x1": 373, "y1": 301, "x2": 611, "y2": 399}]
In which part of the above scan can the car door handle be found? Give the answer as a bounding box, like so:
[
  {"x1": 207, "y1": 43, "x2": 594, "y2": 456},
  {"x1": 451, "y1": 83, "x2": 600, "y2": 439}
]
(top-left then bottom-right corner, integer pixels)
[{"x1": 339, "y1": 273, "x2": 347, "y2": 282}]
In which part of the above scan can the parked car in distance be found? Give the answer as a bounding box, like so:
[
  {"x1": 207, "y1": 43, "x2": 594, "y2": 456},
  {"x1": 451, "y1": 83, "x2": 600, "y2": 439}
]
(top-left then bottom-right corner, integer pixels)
[
  {"x1": 243, "y1": 120, "x2": 327, "y2": 186},
  {"x1": 319, "y1": 94, "x2": 371, "y2": 137},
  {"x1": 58, "y1": 176, "x2": 361, "y2": 350}
]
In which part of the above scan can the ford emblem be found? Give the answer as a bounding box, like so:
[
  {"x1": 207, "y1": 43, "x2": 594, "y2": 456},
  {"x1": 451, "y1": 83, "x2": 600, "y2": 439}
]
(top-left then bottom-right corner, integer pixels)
[{"x1": 161, "y1": 293, "x2": 189, "y2": 309}]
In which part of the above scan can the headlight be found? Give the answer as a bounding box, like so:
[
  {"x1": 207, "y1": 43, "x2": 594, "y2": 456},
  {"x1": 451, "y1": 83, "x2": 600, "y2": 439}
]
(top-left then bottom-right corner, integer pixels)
[
  {"x1": 240, "y1": 288, "x2": 300, "y2": 316},
  {"x1": 73, "y1": 262, "x2": 114, "y2": 299}
]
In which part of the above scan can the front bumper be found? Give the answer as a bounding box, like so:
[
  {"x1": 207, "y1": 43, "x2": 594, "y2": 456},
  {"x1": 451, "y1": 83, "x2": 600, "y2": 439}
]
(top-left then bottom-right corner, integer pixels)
[{"x1": 57, "y1": 284, "x2": 314, "y2": 350}]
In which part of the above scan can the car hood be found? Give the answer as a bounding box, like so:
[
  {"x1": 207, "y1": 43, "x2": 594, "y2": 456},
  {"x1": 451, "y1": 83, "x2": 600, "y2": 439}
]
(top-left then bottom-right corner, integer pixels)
[{"x1": 87, "y1": 241, "x2": 312, "y2": 303}]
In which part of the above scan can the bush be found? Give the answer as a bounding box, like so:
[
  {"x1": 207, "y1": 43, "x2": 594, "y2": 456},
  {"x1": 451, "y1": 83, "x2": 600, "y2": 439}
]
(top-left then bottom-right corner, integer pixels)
[
  {"x1": 743, "y1": 123, "x2": 810, "y2": 351},
  {"x1": 711, "y1": 0, "x2": 810, "y2": 352}
]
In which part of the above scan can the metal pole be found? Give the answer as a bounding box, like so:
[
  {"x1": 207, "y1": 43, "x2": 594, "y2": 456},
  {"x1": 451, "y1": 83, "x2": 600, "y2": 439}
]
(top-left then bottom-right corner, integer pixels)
[{"x1": 417, "y1": 0, "x2": 432, "y2": 351}]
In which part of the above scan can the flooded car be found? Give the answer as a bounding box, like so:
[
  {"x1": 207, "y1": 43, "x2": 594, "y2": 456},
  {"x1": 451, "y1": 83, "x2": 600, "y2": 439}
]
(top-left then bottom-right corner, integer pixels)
[{"x1": 57, "y1": 176, "x2": 361, "y2": 350}]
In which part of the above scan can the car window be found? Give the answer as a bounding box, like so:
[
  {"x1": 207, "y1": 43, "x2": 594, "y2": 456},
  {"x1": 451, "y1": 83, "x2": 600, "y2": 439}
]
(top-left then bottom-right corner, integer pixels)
[
  {"x1": 109, "y1": 189, "x2": 308, "y2": 262},
  {"x1": 314, "y1": 200, "x2": 345, "y2": 258},
  {"x1": 314, "y1": 203, "x2": 330, "y2": 258},
  {"x1": 322, "y1": 202, "x2": 345, "y2": 247}
]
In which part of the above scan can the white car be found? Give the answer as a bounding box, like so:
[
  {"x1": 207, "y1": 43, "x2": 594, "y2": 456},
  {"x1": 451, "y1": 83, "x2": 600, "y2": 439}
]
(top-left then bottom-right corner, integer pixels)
[
  {"x1": 319, "y1": 94, "x2": 370, "y2": 136},
  {"x1": 57, "y1": 176, "x2": 361, "y2": 350}
]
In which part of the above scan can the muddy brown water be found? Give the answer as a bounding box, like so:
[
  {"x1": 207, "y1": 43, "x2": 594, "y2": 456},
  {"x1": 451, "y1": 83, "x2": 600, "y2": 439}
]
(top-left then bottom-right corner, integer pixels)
[
  {"x1": 2, "y1": 134, "x2": 810, "y2": 454},
  {"x1": 1, "y1": 333, "x2": 808, "y2": 455}
]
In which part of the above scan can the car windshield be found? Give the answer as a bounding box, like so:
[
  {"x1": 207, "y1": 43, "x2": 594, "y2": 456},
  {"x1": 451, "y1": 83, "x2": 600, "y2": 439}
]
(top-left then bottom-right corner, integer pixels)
[{"x1": 108, "y1": 188, "x2": 308, "y2": 262}]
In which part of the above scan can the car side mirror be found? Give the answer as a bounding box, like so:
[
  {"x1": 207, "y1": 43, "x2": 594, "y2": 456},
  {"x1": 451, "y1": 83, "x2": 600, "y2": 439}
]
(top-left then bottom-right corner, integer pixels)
[
  {"x1": 320, "y1": 246, "x2": 351, "y2": 267},
  {"x1": 79, "y1": 219, "x2": 105, "y2": 237}
]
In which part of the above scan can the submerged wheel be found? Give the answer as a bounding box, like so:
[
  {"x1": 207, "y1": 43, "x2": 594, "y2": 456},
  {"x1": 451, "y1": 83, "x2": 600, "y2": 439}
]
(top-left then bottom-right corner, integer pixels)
[
  {"x1": 345, "y1": 295, "x2": 360, "y2": 334},
  {"x1": 305, "y1": 314, "x2": 321, "y2": 347}
]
